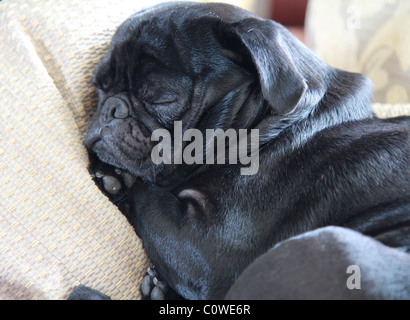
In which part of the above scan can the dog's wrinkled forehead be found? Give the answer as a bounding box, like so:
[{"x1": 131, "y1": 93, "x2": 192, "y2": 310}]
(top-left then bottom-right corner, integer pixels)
[
  {"x1": 116, "y1": 1, "x2": 261, "y2": 36},
  {"x1": 94, "y1": 1, "x2": 330, "y2": 116},
  {"x1": 95, "y1": 1, "x2": 261, "y2": 76}
]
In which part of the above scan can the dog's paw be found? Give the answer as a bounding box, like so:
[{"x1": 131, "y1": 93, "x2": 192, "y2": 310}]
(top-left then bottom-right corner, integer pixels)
[
  {"x1": 88, "y1": 157, "x2": 137, "y2": 217},
  {"x1": 92, "y1": 167, "x2": 136, "y2": 196},
  {"x1": 140, "y1": 267, "x2": 186, "y2": 300},
  {"x1": 141, "y1": 267, "x2": 168, "y2": 300},
  {"x1": 94, "y1": 169, "x2": 123, "y2": 195}
]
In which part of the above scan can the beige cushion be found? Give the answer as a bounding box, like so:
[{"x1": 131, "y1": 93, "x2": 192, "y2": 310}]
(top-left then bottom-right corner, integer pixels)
[
  {"x1": 306, "y1": 0, "x2": 410, "y2": 104},
  {"x1": 0, "y1": 0, "x2": 174, "y2": 300},
  {"x1": 372, "y1": 103, "x2": 410, "y2": 118}
]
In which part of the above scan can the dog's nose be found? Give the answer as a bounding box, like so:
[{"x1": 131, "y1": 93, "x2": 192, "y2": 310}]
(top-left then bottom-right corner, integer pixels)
[{"x1": 103, "y1": 97, "x2": 129, "y2": 121}]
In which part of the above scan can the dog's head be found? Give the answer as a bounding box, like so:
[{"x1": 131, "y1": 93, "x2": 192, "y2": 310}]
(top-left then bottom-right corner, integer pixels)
[{"x1": 85, "y1": 2, "x2": 373, "y2": 185}]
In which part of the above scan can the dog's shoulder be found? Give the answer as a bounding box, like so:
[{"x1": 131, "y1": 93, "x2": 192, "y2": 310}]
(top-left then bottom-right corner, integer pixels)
[
  {"x1": 309, "y1": 117, "x2": 409, "y2": 163},
  {"x1": 287, "y1": 117, "x2": 410, "y2": 228}
]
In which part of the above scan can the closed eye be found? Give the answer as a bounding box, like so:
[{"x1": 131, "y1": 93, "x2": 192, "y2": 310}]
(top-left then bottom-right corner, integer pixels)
[{"x1": 151, "y1": 99, "x2": 177, "y2": 106}]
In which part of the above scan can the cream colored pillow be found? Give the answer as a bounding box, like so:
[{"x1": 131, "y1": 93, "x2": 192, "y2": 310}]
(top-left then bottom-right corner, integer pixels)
[
  {"x1": 372, "y1": 103, "x2": 410, "y2": 118},
  {"x1": 306, "y1": 0, "x2": 410, "y2": 104},
  {"x1": 0, "y1": 0, "x2": 174, "y2": 300}
]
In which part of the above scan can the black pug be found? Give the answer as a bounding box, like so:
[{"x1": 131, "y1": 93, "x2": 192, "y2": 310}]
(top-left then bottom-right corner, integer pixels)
[{"x1": 84, "y1": 2, "x2": 410, "y2": 300}]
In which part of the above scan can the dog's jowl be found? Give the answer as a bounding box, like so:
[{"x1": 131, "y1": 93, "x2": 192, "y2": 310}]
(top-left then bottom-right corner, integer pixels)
[{"x1": 84, "y1": 2, "x2": 410, "y2": 300}]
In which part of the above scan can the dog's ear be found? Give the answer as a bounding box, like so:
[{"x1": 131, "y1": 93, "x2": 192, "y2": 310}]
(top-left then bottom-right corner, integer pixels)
[{"x1": 216, "y1": 18, "x2": 327, "y2": 115}]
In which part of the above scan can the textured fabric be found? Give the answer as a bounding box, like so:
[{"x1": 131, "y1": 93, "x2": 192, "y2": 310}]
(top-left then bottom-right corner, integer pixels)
[
  {"x1": 372, "y1": 103, "x2": 410, "y2": 118},
  {"x1": 306, "y1": 0, "x2": 410, "y2": 104},
  {"x1": 0, "y1": 0, "x2": 166, "y2": 300}
]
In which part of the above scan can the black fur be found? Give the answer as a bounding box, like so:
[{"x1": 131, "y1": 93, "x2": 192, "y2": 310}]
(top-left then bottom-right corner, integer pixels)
[
  {"x1": 226, "y1": 226, "x2": 410, "y2": 300},
  {"x1": 84, "y1": 2, "x2": 409, "y2": 299}
]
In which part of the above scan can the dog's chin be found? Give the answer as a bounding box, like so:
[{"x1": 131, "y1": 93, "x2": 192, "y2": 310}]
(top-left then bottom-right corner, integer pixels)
[
  {"x1": 92, "y1": 141, "x2": 143, "y2": 171},
  {"x1": 91, "y1": 141, "x2": 181, "y2": 187}
]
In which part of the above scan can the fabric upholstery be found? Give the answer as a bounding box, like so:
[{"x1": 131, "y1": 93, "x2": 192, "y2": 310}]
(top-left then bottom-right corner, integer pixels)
[
  {"x1": 0, "y1": 0, "x2": 165, "y2": 300},
  {"x1": 306, "y1": 0, "x2": 410, "y2": 104}
]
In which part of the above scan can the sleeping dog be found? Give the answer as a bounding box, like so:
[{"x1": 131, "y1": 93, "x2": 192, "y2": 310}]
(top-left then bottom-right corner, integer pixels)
[{"x1": 84, "y1": 2, "x2": 410, "y2": 299}]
